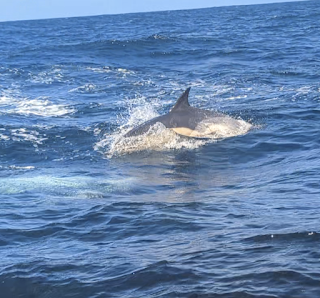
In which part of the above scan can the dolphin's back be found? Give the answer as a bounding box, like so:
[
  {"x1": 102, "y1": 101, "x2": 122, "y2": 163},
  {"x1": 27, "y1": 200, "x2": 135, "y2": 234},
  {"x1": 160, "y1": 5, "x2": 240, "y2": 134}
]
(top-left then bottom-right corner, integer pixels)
[
  {"x1": 169, "y1": 107, "x2": 218, "y2": 130},
  {"x1": 123, "y1": 115, "x2": 170, "y2": 138},
  {"x1": 122, "y1": 88, "x2": 249, "y2": 139}
]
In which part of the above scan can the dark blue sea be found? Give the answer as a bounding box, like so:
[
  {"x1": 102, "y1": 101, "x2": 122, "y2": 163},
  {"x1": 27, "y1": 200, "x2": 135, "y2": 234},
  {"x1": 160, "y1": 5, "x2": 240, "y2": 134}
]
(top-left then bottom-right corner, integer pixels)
[{"x1": 1, "y1": 1, "x2": 320, "y2": 297}]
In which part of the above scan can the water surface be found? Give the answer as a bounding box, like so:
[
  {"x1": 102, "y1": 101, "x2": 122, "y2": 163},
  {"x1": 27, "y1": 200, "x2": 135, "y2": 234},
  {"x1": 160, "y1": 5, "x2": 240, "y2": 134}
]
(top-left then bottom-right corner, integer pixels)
[{"x1": 1, "y1": 1, "x2": 320, "y2": 297}]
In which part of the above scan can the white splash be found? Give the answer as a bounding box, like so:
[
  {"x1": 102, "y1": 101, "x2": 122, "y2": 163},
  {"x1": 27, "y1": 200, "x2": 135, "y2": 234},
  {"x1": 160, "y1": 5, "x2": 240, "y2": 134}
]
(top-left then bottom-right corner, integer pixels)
[
  {"x1": 106, "y1": 123, "x2": 210, "y2": 157},
  {"x1": 95, "y1": 90, "x2": 252, "y2": 157},
  {"x1": 194, "y1": 116, "x2": 252, "y2": 139},
  {"x1": 94, "y1": 100, "x2": 210, "y2": 157}
]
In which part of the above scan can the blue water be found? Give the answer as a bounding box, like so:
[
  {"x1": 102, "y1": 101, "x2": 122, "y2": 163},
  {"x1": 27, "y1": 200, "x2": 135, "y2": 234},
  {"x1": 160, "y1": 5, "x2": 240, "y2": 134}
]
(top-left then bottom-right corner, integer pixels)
[{"x1": 1, "y1": 1, "x2": 320, "y2": 297}]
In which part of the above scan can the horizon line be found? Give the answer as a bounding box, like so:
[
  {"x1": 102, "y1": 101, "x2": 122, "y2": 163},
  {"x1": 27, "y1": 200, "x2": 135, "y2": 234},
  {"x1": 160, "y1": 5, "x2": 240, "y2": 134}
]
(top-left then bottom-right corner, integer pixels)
[{"x1": 0, "y1": 0, "x2": 309, "y2": 24}]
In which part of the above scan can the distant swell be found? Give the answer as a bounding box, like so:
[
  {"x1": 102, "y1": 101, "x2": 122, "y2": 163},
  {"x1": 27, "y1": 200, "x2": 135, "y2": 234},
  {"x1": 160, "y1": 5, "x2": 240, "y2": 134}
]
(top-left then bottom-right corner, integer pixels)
[{"x1": 244, "y1": 231, "x2": 319, "y2": 242}]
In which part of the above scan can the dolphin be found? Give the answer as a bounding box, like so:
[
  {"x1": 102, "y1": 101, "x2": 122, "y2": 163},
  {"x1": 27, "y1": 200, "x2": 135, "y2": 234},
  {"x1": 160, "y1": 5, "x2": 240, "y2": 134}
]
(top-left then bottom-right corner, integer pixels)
[{"x1": 124, "y1": 87, "x2": 251, "y2": 139}]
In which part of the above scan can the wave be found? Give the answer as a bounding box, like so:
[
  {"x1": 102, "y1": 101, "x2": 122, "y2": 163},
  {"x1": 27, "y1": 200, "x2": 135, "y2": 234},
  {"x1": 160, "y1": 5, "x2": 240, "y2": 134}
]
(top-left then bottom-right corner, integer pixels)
[
  {"x1": 0, "y1": 127, "x2": 47, "y2": 146},
  {"x1": 1, "y1": 260, "x2": 318, "y2": 298},
  {"x1": 27, "y1": 67, "x2": 65, "y2": 84},
  {"x1": 244, "y1": 231, "x2": 319, "y2": 243},
  {"x1": 78, "y1": 33, "x2": 174, "y2": 47},
  {"x1": 11, "y1": 33, "x2": 176, "y2": 57}
]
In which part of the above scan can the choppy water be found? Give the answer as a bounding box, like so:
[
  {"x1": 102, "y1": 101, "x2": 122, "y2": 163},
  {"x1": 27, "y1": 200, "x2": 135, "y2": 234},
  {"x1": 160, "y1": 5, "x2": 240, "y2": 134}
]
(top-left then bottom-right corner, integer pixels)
[{"x1": 1, "y1": 1, "x2": 320, "y2": 297}]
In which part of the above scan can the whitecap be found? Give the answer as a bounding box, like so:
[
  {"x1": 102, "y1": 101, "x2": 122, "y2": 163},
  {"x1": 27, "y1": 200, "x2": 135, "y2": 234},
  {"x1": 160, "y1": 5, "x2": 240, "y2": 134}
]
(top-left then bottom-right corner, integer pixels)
[
  {"x1": 0, "y1": 165, "x2": 35, "y2": 171},
  {"x1": 296, "y1": 86, "x2": 312, "y2": 94},
  {"x1": 211, "y1": 85, "x2": 234, "y2": 97},
  {"x1": 28, "y1": 67, "x2": 64, "y2": 84},
  {"x1": 0, "y1": 134, "x2": 10, "y2": 141},
  {"x1": 15, "y1": 98, "x2": 74, "y2": 117},
  {"x1": 86, "y1": 66, "x2": 135, "y2": 75},
  {"x1": 116, "y1": 68, "x2": 135, "y2": 74},
  {"x1": 0, "y1": 93, "x2": 75, "y2": 117},
  {"x1": 226, "y1": 95, "x2": 248, "y2": 100},
  {"x1": 86, "y1": 66, "x2": 112, "y2": 73},
  {"x1": 69, "y1": 83, "x2": 96, "y2": 93}
]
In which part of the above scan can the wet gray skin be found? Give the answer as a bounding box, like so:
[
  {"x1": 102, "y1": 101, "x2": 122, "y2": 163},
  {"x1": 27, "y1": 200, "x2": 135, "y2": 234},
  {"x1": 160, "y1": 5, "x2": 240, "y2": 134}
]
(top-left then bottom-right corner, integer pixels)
[{"x1": 123, "y1": 87, "x2": 236, "y2": 138}]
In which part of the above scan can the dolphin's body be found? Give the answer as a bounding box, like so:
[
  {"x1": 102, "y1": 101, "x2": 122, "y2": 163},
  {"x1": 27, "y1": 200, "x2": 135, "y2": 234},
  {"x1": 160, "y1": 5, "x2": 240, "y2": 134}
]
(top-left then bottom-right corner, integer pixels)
[{"x1": 124, "y1": 87, "x2": 251, "y2": 139}]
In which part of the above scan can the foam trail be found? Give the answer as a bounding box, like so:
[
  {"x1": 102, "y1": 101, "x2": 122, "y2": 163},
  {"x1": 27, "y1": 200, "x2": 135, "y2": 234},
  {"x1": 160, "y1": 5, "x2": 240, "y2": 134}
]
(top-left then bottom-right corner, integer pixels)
[{"x1": 0, "y1": 175, "x2": 136, "y2": 197}]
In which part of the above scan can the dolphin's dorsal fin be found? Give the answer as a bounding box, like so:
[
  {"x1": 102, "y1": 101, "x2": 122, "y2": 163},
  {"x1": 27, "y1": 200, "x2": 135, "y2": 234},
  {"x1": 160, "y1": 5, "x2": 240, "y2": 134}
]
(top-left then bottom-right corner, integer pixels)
[{"x1": 171, "y1": 87, "x2": 191, "y2": 112}]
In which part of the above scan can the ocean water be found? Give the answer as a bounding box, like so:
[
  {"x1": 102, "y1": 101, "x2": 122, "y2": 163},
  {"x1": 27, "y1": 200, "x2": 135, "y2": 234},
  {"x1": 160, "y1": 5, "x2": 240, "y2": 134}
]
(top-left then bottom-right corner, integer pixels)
[{"x1": 1, "y1": 1, "x2": 320, "y2": 297}]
